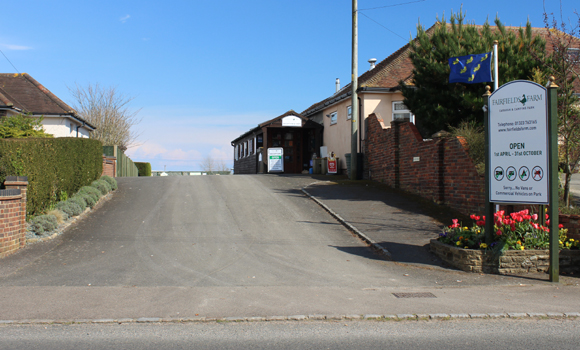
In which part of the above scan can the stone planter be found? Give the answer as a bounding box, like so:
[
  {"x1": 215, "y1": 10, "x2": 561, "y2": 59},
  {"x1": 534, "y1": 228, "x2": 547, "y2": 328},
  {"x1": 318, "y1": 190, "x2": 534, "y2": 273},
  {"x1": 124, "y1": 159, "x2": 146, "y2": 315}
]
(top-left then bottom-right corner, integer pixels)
[{"x1": 430, "y1": 239, "x2": 580, "y2": 275}]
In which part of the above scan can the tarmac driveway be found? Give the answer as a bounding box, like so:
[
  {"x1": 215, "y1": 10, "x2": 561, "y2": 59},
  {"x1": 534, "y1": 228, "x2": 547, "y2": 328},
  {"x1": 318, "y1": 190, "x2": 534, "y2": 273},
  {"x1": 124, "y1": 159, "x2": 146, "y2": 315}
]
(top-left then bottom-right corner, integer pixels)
[{"x1": 0, "y1": 175, "x2": 577, "y2": 320}]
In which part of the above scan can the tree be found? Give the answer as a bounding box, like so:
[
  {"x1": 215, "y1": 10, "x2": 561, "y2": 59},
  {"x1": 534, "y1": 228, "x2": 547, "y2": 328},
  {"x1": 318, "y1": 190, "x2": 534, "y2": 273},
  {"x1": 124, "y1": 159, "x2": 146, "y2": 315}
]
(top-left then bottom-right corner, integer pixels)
[
  {"x1": 531, "y1": 5, "x2": 580, "y2": 206},
  {"x1": 200, "y1": 156, "x2": 230, "y2": 174},
  {"x1": 199, "y1": 155, "x2": 215, "y2": 173},
  {"x1": 0, "y1": 114, "x2": 53, "y2": 139},
  {"x1": 68, "y1": 83, "x2": 141, "y2": 150},
  {"x1": 401, "y1": 9, "x2": 546, "y2": 137}
]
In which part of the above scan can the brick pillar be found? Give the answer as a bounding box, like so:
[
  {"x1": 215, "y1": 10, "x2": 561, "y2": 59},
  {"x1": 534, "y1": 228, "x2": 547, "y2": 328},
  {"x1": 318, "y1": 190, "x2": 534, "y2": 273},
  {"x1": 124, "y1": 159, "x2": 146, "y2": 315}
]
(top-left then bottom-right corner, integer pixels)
[
  {"x1": 4, "y1": 176, "x2": 28, "y2": 249},
  {"x1": 392, "y1": 121, "x2": 401, "y2": 189}
]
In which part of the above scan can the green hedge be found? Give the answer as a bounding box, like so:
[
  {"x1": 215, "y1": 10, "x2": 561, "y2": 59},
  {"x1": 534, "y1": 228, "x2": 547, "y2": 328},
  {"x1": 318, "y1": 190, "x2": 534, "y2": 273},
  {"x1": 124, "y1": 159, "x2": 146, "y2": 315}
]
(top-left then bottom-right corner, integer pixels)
[
  {"x1": 0, "y1": 138, "x2": 103, "y2": 216},
  {"x1": 135, "y1": 162, "x2": 152, "y2": 176}
]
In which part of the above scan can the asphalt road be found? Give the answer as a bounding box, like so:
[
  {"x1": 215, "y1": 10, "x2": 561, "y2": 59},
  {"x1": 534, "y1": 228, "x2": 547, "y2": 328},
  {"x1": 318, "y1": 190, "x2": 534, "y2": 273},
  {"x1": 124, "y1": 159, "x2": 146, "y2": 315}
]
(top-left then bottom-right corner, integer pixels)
[
  {"x1": 0, "y1": 175, "x2": 578, "y2": 321},
  {"x1": 1, "y1": 175, "x2": 392, "y2": 288},
  {"x1": 1, "y1": 319, "x2": 579, "y2": 350}
]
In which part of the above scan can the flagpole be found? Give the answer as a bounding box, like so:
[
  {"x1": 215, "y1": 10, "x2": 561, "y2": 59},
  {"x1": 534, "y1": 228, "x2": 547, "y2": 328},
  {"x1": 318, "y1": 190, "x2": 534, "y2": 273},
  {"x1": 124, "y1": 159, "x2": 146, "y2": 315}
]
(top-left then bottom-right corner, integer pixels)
[
  {"x1": 493, "y1": 40, "x2": 499, "y2": 214},
  {"x1": 493, "y1": 40, "x2": 498, "y2": 91}
]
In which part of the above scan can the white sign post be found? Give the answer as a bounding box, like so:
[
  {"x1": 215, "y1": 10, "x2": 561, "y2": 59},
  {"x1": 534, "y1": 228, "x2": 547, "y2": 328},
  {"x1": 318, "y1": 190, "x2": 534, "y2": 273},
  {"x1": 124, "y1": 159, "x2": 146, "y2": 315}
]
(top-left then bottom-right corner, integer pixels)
[
  {"x1": 488, "y1": 80, "x2": 549, "y2": 204},
  {"x1": 268, "y1": 147, "x2": 284, "y2": 173}
]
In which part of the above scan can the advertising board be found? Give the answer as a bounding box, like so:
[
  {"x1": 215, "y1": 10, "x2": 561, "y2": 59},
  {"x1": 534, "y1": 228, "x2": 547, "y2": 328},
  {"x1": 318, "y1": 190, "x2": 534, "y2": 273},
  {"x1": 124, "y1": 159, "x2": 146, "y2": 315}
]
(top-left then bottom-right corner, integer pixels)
[{"x1": 488, "y1": 80, "x2": 548, "y2": 204}]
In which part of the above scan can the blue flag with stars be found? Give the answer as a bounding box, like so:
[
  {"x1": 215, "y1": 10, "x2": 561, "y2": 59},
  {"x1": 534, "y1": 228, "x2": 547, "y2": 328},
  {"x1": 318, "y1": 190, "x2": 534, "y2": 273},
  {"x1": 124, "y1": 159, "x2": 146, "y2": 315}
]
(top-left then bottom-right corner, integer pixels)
[{"x1": 448, "y1": 52, "x2": 492, "y2": 84}]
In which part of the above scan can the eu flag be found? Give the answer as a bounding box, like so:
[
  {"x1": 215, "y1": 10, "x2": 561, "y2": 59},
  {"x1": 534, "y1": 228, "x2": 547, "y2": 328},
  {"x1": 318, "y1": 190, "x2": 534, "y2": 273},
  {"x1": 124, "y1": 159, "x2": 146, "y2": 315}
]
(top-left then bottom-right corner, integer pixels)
[{"x1": 448, "y1": 52, "x2": 492, "y2": 84}]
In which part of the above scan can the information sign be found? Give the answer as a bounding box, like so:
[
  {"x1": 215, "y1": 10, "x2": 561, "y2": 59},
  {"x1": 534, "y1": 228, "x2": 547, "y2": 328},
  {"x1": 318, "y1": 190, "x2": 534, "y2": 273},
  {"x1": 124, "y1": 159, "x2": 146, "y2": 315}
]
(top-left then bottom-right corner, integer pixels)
[
  {"x1": 282, "y1": 116, "x2": 302, "y2": 127},
  {"x1": 268, "y1": 147, "x2": 284, "y2": 173},
  {"x1": 489, "y1": 80, "x2": 548, "y2": 204}
]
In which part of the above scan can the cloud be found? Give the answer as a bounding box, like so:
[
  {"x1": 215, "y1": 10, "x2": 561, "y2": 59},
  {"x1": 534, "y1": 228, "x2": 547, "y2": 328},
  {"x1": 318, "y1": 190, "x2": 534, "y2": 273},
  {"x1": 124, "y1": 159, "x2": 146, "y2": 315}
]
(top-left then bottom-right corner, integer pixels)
[
  {"x1": 127, "y1": 142, "x2": 203, "y2": 162},
  {"x1": 3, "y1": 44, "x2": 32, "y2": 50},
  {"x1": 120, "y1": 15, "x2": 131, "y2": 23}
]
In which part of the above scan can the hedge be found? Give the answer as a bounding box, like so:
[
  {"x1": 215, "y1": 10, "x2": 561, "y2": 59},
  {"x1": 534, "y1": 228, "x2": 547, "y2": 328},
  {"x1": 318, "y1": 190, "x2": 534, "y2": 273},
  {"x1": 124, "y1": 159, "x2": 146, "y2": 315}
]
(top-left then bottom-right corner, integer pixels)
[
  {"x1": 0, "y1": 138, "x2": 103, "y2": 216},
  {"x1": 135, "y1": 162, "x2": 151, "y2": 176}
]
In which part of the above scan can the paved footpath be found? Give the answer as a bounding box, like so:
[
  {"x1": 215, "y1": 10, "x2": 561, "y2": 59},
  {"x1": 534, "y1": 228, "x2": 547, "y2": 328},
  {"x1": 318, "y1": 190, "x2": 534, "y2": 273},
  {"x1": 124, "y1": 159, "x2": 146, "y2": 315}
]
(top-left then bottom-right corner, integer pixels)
[{"x1": 0, "y1": 175, "x2": 579, "y2": 324}]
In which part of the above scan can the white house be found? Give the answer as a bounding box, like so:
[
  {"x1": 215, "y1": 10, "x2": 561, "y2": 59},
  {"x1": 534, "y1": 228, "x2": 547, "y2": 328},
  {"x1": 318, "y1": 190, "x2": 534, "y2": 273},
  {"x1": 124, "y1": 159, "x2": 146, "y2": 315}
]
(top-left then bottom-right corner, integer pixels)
[{"x1": 0, "y1": 73, "x2": 95, "y2": 137}]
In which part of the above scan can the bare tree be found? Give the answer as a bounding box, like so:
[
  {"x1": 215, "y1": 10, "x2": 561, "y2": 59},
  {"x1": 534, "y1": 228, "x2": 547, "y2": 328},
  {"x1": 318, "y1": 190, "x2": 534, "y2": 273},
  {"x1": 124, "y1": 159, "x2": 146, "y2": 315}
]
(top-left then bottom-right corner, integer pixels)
[
  {"x1": 535, "y1": 3, "x2": 580, "y2": 206},
  {"x1": 216, "y1": 159, "x2": 230, "y2": 172},
  {"x1": 200, "y1": 155, "x2": 215, "y2": 173},
  {"x1": 68, "y1": 83, "x2": 141, "y2": 150}
]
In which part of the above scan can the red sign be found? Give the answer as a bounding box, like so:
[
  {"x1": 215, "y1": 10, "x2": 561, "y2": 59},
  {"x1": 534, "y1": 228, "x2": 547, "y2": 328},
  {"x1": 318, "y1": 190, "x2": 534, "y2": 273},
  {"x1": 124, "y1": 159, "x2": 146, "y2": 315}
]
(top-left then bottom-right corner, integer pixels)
[{"x1": 327, "y1": 159, "x2": 337, "y2": 174}]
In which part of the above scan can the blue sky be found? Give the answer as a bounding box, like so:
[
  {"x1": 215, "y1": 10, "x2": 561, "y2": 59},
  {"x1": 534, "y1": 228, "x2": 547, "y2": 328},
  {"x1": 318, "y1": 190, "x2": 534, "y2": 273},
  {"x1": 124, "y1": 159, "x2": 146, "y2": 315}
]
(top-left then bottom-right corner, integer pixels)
[{"x1": 2, "y1": 0, "x2": 577, "y2": 171}]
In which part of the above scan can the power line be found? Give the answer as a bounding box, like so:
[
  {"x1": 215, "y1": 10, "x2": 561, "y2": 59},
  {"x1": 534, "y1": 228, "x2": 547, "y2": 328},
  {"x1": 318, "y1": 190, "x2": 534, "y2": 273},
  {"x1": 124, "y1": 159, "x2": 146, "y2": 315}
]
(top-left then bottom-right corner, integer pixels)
[
  {"x1": 359, "y1": 12, "x2": 408, "y2": 42},
  {"x1": 0, "y1": 48, "x2": 20, "y2": 73},
  {"x1": 359, "y1": 0, "x2": 426, "y2": 11}
]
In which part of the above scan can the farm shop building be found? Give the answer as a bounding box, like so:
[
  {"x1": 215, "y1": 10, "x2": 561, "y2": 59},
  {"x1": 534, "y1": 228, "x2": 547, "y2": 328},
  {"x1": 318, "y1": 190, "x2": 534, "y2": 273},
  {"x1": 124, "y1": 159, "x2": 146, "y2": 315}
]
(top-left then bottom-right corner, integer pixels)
[{"x1": 231, "y1": 110, "x2": 323, "y2": 174}]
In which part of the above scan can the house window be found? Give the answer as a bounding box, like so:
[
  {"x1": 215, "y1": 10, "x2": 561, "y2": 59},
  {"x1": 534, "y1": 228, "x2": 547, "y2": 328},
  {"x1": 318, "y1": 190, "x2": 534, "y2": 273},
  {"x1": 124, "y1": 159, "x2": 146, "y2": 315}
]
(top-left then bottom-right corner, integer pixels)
[
  {"x1": 329, "y1": 112, "x2": 337, "y2": 125},
  {"x1": 347, "y1": 106, "x2": 352, "y2": 120},
  {"x1": 235, "y1": 145, "x2": 239, "y2": 161},
  {"x1": 69, "y1": 122, "x2": 74, "y2": 134},
  {"x1": 392, "y1": 101, "x2": 414, "y2": 123},
  {"x1": 249, "y1": 139, "x2": 253, "y2": 155},
  {"x1": 567, "y1": 48, "x2": 580, "y2": 61}
]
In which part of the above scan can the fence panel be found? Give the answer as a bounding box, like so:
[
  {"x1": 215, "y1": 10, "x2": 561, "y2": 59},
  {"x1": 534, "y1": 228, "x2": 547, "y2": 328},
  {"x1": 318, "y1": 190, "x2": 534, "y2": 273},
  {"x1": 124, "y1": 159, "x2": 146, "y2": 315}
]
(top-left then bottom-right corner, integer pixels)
[{"x1": 103, "y1": 146, "x2": 138, "y2": 177}]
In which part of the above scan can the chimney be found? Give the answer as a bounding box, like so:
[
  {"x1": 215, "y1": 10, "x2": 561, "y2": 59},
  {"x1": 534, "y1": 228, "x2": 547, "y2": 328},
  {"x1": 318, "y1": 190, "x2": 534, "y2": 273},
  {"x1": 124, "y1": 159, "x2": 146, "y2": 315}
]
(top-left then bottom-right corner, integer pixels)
[
  {"x1": 368, "y1": 58, "x2": 377, "y2": 70},
  {"x1": 335, "y1": 78, "x2": 340, "y2": 92}
]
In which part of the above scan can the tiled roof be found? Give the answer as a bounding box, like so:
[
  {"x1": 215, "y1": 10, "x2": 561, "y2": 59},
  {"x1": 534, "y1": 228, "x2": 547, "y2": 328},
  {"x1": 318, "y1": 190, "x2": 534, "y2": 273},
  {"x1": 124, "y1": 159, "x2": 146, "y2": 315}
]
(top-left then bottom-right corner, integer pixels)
[
  {"x1": 301, "y1": 23, "x2": 580, "y2": 117},
  {"x1": 0, "y1": 73, "x2": 95, "y2": 129}
]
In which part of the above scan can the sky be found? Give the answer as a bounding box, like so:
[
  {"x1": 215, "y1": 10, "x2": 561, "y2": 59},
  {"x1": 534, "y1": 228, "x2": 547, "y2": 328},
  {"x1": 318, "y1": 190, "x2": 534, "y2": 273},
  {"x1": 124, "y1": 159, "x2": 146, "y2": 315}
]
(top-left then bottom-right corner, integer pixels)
[{"x1": 2, "y1": 0, "x2": 578, "y2": 171}]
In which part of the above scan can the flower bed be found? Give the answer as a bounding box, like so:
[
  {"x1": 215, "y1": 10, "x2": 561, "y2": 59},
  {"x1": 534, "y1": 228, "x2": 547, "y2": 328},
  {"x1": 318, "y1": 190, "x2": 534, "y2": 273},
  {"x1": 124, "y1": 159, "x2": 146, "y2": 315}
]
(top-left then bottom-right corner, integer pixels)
[
  {"x1": 430, "y1": 239, "x2": 580, "y2": 274},
  {"x1": 432, "y1": 209, "x2": 580, "y2": 275}
]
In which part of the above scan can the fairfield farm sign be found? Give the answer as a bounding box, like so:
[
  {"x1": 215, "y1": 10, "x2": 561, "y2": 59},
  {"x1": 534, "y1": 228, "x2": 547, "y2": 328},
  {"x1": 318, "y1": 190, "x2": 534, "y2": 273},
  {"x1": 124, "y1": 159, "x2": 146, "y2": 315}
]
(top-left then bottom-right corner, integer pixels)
[{"x1": 488, "y1": 80, "x2": 549, "y2": 204}]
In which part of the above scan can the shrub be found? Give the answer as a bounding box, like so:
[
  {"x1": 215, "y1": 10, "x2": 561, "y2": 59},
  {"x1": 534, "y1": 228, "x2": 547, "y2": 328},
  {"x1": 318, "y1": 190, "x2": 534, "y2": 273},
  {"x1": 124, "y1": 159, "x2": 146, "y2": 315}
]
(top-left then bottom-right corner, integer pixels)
[
  {"x1": 91, "y1": 179, "x2": 111, "y2": 195},
  {"x1": 28, "y1": 214, "x2": 58, "y2": 235},
  {"x1": 449, "y1": 121, "x2": 485, "y2": 176},
  {"x1": 135, "y1": 162, "x2": 152, "y2": 176},
  {"x1": 75, "y1": 193, "x2": 97, "y2": 208},
  {"x1": 46, "y1": 209, "x2": 68, "y2": 224},
  {"x1": 68, "y1": 196, "x2": 87, "y2": 211},
  {"x1": 0, "y1": 138, "x2": 103, "y2": 216},
  {"x1": 55, "y1": 200, "x2": 83, "y2": 217},
  {"x1": 101, "y1": 175, "x2": 117, "y2": 190},
  {"x1": 78, "y1": 185, "x2": 102, "y2": 201}
]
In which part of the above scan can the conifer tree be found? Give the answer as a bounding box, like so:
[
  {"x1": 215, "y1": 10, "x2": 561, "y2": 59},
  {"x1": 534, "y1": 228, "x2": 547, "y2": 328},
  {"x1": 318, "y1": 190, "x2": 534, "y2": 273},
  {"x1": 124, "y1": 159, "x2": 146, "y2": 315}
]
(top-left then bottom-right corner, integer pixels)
[{"x1": 401, "y1": 10, "x2": 546, "y2": 137}]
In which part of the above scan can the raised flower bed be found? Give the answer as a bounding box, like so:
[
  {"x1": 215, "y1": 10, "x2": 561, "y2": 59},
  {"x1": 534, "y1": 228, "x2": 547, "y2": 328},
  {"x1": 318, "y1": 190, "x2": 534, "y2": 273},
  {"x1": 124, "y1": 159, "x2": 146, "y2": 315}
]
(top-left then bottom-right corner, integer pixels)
[{"x1": 431, "y1": 210, "x2": 580, "y2": 275}]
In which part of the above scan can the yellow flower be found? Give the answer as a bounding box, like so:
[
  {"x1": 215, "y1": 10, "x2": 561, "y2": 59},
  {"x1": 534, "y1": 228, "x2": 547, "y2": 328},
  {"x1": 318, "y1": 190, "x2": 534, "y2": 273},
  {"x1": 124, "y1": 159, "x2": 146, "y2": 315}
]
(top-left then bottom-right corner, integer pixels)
[
  {"x1": 570, "y1": 239, "x2": 575, "y2": 242},
  {"x1": 464, "y1": 246, "x2": 469, "y2": 249},
  {"x1": 520, "y1": 246, "x2": 525, "y2": 250},
  {"x1": 456, "y1": 241, "x2": 461, "y2": 246},
  {"x1": 463, "y1": 227, "x2": 469, "y2": 231},
  {"x1": 480, "y1": 243, "x2": 488, "y2": 249}
]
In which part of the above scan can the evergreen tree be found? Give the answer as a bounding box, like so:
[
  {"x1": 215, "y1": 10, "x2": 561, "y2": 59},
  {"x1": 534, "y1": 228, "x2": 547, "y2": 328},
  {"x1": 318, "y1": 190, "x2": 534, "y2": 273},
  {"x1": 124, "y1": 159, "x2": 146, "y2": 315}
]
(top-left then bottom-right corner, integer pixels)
[
  {"x1": 0, "y1": 114, "x2": 53, "y2": 139},
  {"x1": 401, "y1": 10, "x2": 546, "y2": 137}
]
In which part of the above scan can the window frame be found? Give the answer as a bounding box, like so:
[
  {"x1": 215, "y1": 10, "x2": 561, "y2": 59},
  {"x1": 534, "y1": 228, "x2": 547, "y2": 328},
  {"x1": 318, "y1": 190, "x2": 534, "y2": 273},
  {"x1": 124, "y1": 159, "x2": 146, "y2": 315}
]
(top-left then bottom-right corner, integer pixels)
[
  {"x1": 329, "y1": 111, "x2": 338, "y2": 125},
  {"x1": 392, "y1": 101, "x2": 415, "y2": 124}
]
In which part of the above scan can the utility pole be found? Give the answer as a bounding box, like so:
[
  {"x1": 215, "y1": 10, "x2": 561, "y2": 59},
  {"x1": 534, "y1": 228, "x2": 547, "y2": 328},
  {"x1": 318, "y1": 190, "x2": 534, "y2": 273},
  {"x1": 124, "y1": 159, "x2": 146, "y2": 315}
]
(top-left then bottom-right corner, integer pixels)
[{"x1": 350, "y1": 0, "x2": 358, "y2": 180}]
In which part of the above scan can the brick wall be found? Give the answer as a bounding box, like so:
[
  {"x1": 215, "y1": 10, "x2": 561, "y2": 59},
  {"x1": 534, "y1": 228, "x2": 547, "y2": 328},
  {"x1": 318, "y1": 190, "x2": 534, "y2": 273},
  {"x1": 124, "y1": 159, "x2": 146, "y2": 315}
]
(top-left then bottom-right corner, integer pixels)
[
  {"x1": 102, "y1": 156, "x2": 116, "y2": 177},
  {"x1": 0, "y1": 176, "x2": 27, "y2": 259},
  {"x1": 234, "y1": 154, "x2": 259, "y2": 174},
  {"x1": 364, "y1": 113, "x2": 485, "y2": 216}
]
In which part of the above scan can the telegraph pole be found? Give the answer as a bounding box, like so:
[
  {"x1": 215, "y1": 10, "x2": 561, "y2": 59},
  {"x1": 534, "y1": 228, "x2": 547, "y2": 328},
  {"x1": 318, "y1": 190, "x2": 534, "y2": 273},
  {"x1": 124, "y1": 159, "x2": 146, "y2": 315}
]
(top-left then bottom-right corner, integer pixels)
[{"x1": 350, "y1": 0, "x2": 358, "y2": 180}]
